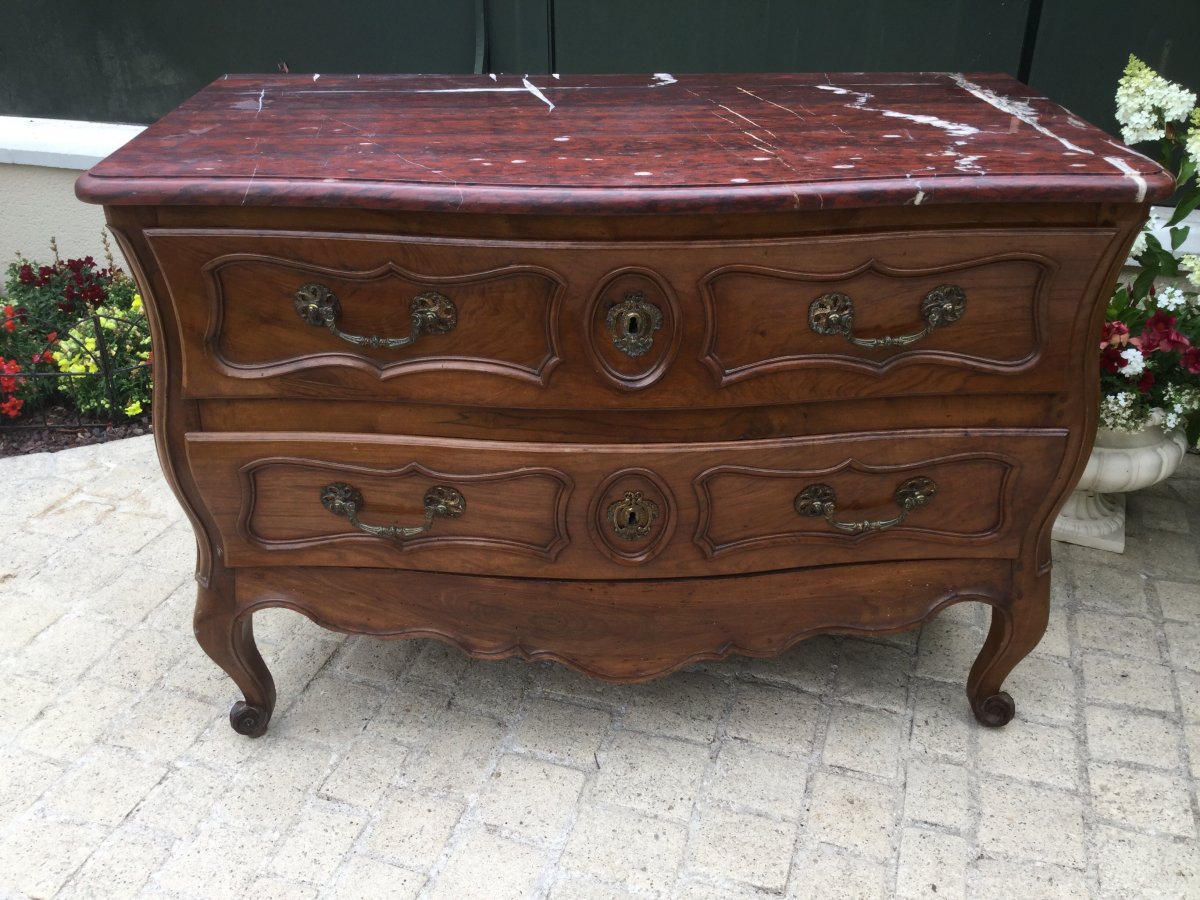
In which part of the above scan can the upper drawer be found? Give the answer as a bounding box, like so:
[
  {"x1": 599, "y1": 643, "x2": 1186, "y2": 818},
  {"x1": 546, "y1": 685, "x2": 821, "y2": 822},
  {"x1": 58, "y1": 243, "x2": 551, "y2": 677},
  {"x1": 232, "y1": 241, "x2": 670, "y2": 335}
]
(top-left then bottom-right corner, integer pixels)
[{"x1": 148, "y1": 227, "x2": 1118, "y2": 407}]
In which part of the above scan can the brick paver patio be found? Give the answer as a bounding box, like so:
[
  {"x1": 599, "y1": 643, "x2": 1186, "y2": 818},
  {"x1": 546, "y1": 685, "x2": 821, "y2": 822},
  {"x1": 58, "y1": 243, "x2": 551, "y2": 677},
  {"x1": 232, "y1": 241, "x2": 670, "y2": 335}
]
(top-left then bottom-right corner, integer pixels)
[{"x1": 1, "y1": 435, "x2": 1198, "y2": 899}]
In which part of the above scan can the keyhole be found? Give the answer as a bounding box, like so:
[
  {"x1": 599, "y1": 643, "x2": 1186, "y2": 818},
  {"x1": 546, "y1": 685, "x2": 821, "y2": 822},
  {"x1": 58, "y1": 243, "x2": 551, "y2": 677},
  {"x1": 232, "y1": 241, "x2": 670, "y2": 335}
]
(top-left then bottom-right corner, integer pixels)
[
  {"x1": 626, "y1": 509, "x2": 638, "y2": 526},
  {"x1": 627, "y1": 314, "x2": 640, "y2": 334}
]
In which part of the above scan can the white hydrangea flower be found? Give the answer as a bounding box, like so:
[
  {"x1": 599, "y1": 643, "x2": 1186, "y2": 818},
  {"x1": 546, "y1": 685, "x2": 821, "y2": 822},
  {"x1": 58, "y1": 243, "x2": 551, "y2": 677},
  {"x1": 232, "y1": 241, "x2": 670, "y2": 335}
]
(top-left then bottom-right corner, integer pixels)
[
  {"x1": 1130, "y1": 230, "x2": 1148, "y2": 257},
  {"x1": 1157, "y1": 285, "x2": 1187, "y2": 311},
  {"x1": 1120, "y1": 347, "x2": 1146, "y2": 375},
  {"x1": 1188, "y1": 109, "x2": 1200, "y2": 165},
  {"x1": 1115, "y1": 55, "x2": 1197, "y2": 144},
  {"x1": 1182, "y1": 254, "x2": 1200, "y2": 290}
]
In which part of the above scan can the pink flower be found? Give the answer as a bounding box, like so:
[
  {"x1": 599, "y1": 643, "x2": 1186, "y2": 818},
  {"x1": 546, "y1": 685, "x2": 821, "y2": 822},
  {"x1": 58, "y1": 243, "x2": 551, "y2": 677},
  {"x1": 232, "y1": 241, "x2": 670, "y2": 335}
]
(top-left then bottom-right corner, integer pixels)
[{"x1": 1183, "y1": 346, "x2": 1200, "y2": 375}]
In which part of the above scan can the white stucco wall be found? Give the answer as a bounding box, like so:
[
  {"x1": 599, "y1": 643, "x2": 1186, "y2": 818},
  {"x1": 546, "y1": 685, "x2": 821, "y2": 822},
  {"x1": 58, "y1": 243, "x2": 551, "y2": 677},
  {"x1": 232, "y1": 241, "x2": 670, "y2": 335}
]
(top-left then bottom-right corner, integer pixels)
[{"x1": 0, "y1": 117, "x2": 144, "y2": 286}]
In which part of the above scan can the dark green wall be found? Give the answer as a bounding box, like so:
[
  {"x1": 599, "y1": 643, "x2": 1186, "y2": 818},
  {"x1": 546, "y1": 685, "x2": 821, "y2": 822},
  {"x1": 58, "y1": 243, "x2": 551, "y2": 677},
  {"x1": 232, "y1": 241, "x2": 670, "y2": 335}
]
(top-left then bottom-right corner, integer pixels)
[{"x1": 2, "y1": 0, "x2": 1198, "y2": 141}]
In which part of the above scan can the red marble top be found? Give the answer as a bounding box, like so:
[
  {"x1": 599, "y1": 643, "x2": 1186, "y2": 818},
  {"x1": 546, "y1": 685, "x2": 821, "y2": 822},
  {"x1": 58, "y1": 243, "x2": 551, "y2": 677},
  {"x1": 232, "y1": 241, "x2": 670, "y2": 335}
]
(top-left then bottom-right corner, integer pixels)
[{"x1": 76, "y1": 72, "x2": 1174, "y2": 214}]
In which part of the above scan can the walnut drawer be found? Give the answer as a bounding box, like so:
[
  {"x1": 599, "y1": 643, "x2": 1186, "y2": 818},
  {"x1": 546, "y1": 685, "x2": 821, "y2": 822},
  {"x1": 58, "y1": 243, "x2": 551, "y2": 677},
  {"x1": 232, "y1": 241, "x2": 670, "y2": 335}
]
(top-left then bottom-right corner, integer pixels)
[
  {"x1": 149, "y1": 227, "x2": 1117, "y2": 409},
  {"x1": 186, "y1": 429, "x2": 1067, "y2": 580}
]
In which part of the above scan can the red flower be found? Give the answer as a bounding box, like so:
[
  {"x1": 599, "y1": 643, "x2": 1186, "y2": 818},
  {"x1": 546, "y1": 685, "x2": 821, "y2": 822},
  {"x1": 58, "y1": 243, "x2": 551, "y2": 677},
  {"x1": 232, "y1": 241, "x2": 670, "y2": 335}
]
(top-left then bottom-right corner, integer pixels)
[
  {"x1": 17, "y1": 264, "x2": 35, "y2": 285},
  {"x1": 2, "y1": 305, "x2": 14, "y2": 333},
  {"x1": 1138, "y1": 311, "x2": 1192, "y2": 354},
  {"x1": 46, "y1": 331, "x2": 57, "y2": 343},
  {"x1": 1137, "y1": 370, "x2": 1156, "y2": 393},
  {"x1": 0, "y1": 396, "x2": 23, "y2": 419},
  {"x1": 1100, "y1": 320, "x2": 1130, "y2": 348},
  {"x1": 1183, "y1": 346, "x2": 1200, "y2": 375},
  {"x1": 1100, "y1": 345, "x2": 1125, "y2": 374}
]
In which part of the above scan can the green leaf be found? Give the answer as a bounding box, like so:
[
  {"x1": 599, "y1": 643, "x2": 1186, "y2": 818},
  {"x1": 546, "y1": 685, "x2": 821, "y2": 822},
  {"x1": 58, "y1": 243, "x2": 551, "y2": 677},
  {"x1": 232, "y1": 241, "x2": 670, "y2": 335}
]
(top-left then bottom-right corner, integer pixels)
[
  {"x1": 1171, "y1": 226, "x2": 1190, "y2": 250},
  {"x1": 1132, "y1": 266, "x2": 1158, "y2": 299},
  {"x1": 1167, "y1": 189, "x2": 1200, "y2": 226}
]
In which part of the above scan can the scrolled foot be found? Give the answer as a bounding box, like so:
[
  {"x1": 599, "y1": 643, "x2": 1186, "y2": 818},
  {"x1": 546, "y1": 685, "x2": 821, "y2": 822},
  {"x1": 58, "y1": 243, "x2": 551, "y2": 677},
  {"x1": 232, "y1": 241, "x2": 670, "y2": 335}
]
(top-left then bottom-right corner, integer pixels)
[
  {"x1": 229, "y1": 700, "x2": 270, "y2": 737},
  {"x1": 972, "y1": 691, "x2": 1015, "y2": 727}
]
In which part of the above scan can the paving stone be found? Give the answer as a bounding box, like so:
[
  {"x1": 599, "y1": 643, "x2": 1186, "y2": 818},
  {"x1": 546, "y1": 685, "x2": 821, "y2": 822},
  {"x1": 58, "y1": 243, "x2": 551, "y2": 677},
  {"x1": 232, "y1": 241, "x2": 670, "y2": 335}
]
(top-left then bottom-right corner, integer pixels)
[
  {"x1": 1156, "y1": 579, "x2": 1200, "y2": 621},
  {"x1": 319, "y1": 733, "x2": 408, "y2": 808},
  {"x1": 0, "y1": 592, "x2": 70, "y2": 656},
  {"x1": 533, "y1": 662, "x2": 638, "y2": 706},
  {"x1": 76, "y1": 564, "x2": 187, "y2": 627},
  {"x1": 245, "y1": 876, "x2": 320, "y2": 900},
  {"x1": 590, "y1": 731, "x2": 709, "y2": 822},
  {"x1": 909, "y1": 678, "x2": 974, "y2": 764},
  {"x1": 805, "y1": 772, "x2": 899, "y2": 861},
  {"x1": 452, "y1": 657, "x2": 529, "y2": 719},
  {"x1": 1036, "y1": 599, "x2": 1071, "y2": 659},
  {"x1": 742, "y1": 634, "x2": 840, "y2": 694},
  {"x1": 128, "y1": 762, "x2": 228, "y2": 837},
  {"x1": 1165, "y1": 621, "x2": 1200, "y2": 672},
  {"x1": 1093, "y1": 825, "x2": 1200, "y2": 900},
  {"x1": 330, "y1": 635, "x2": 420, "y2": 683},
  {"x1": 367, "y1": 680, "x2": 453, "y2": 745},
  {"x1": 59, "y1": 827, "x2": 174, "y2": 899},
  {"x1": 41, "y1": 746, "x2": 168, "y2": 826},
  {"x1": 548, "y1": 874, "x2": 635, "y2": 900},
  {"x1": 0, "y1": 816, "x2": 107, "y2": 898},
  {"x1": 88, "y1": 626, "x2": 191, "y2": 693},
  {"x1": 400, "y1": 707, "x2": 506, "y2": 793},
  {"x1": 966, "y1": 858, "x2": 1090, "y2": 900},
  {"x1": 673, "y1": 879, "x2": 775, "y2": 900},
  {"x1": 16, "y1": 679, "x2": 134, "y2": 761},
  {"x1": 1085, "y1": 706, "x2": 1181, "y2": 769},
  {"x1": 977, "y1": 720, "x2": 1078, "y2": 789},
  {"x1": 1123, "y1": 529, "x2": 1200, "y2": 580},
  {"x1": 511, "y1": 697, "x2": 612, "y2": 767},
  {"x1": 270, "y1": 800, "x2": 368, "y2": 885},
  {"x1": 705, "y1": 742, "x2": 808, "y2": 819},
  {"x1": 560, "y1": 803, "x2": 687, "y2": 895},
  {"x1": 1081, "y1": 652, "x2": 1175, "y2": 712},
  {"x1": 896, "y1": 827, "x2": 972, "y2": 900},
  {"x1": 1006, "y1": 655, "x2": 1077, "y2": 723},
  {"x1": 326, "y1": 856, "x2": 424, "y2": 900},
  {"x1": 14, "y1": 614, "x2": 124, "y2": 683},
  {"x1": 726, "y1": 682, "x2": 821, "y2": 756},
  {"x1": 621, "y1": 671, "x2": 729, "y2": 742},
  {"x1": 686, "y1": 805, "x2": 795, "y2": 891},
  {"x1": 789, "y1": 849, "x2": 889, "y2": 900},
  {"x1": 405, "y1": 639, "x2": 472, "y2": 687},
  {"x1": 425, "y1": 828, "x2": 546, "y2": 900},
  {"x1": 105, "y1": 688, "x2": 216, "y2": 760},
  {"x1": 218, "y1": 739, "x2": 337, "y2": 833},
  {"x1": 902, "y1": 758, "x2": 974, "y2": 832},
  {"x1": 1187, "y1": 724, "x2": 1200, "y2": 780},
  {"x1": 1178, "y1": 669, "x2": 1200, "y2": 722},
  {"x1": 274, "y1": 675, "x2": 386, "y2": 745},
  {"x1": 369, "y1": 788, "x2": 466, "y2": 867},
  {"x1": 0, "y1": 746, "x2": 64, "y2": 823},
  {"x1": 1068, "y1": 564, "x2": 1149, "y2": 614},
  {"x1": 833, "y1": 639, "x2": 912, "y2": 713},
  {"x1": 977, "y1": 779, "x2": 1085, "y2": 868},
  {"x1": 915, "y1": 619, "x2": 982, "y2": 683},
  {"x1": 0, "y1": 672, "x2": 57, "y2": 739},
  {"x1": 1088, "y1": 762, "x2": 1195, "y2": 836},
  {"x1": 822, "y1": 705, "x2": 904, "y2": 779},
  {"x1": 1077, "y1": 609, "x2": 1162, "y2": 661},
  {"x1": 476, "y1": 753, "x2": 586, "y2": 842}
]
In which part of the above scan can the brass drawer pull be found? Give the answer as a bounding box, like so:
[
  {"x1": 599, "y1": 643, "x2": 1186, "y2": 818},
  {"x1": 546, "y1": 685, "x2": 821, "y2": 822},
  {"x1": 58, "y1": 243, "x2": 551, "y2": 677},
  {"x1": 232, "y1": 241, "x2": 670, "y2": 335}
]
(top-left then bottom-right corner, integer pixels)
[
  {"x1": 808, "y1": 284, "x2": 965, "y2": 348},
  {"x1": 294, "y1": 283, "x2": 457, "y2": 348},
  {"x1": 607, "y1": 490, "x2": 659, "y2": 541},
  {"x1": 321, "y1": 482, "x2": 466, "y2": 538},
  {"x1": 794, "y1": 476, "x2": 937, "y2": 534}
]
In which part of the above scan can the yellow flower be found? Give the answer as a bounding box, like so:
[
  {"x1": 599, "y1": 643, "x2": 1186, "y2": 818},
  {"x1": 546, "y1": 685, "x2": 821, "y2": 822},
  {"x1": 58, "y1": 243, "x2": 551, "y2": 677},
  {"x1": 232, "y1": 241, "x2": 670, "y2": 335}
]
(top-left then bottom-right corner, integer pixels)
[
  {"x1": 131, "y1": 294, "x2": 143, "y2": 312},
  {"x1": 84, "y1": 337, "x2": 96, "y2": 352},
  {"x1": 124, "y1": 400, "x2": 143, "y2": 417}
]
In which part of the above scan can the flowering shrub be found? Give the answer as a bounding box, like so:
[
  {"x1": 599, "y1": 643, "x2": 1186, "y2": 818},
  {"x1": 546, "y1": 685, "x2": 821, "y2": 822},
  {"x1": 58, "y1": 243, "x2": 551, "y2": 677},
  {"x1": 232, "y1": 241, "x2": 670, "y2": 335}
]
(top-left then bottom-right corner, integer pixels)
[
  {"x1": 0, "y1": 237, "x2": 151, "y2": 422},
  {"x1": 1102, "y1": 57, "x2": 1200, "y2": 444}
]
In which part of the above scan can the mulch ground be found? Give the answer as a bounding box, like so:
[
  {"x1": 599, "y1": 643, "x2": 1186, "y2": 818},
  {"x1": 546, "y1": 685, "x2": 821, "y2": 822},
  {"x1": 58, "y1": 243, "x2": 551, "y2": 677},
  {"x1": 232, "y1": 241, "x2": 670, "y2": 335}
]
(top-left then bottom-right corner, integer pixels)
[{"x1": 0, "y1": 406, "x2": 151, "y2": 458}]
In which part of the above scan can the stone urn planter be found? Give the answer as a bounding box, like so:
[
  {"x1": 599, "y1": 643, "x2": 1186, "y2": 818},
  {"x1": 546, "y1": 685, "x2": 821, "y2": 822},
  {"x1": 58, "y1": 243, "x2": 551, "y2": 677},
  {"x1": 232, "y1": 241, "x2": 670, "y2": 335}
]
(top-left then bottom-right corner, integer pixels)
[{"x1": 1053, "y1": 411, "x2": 1189, "y2": 552}]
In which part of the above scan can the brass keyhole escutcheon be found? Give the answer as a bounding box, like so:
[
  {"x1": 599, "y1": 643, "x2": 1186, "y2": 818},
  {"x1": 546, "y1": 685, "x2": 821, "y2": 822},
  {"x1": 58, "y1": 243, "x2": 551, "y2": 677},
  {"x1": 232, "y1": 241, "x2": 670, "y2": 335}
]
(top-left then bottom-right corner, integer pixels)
[
  {"x1": 606, "y1": 490, "x2": 660, "y2": 541},
  {"x1": 606, "y1": 291, "x2": 663, "y2": 358}
]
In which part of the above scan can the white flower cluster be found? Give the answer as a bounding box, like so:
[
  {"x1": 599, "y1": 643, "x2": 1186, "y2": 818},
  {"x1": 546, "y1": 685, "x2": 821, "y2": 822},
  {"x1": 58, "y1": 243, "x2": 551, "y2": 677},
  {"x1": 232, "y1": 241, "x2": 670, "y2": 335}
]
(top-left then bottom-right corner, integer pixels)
[
  {"x1": 1119, "y1": 346, "x2": 1146, "y2": 375},
  {"x1": 1099, "y1": 391, "x2": 1153, "y2": 432},
  {"x1": 1156, "y1": 285, "x2": 1190, "y2": 311},
  {"x1": 1182, "y1": 255, "x2": 1200, "y2": 290},
  {"x1": 1189, "y1": 109, "x2": 1200, "y2": 165},
  {"x1": 1163, "y1": 384, "x2": 1200, "y2": 432},
  {"x1": 1115, "y1": 55, "x2": 1197, "y2": 144},
  {"x1": 1130, "y1": 212, "x2": 1161, "y2": 259}
]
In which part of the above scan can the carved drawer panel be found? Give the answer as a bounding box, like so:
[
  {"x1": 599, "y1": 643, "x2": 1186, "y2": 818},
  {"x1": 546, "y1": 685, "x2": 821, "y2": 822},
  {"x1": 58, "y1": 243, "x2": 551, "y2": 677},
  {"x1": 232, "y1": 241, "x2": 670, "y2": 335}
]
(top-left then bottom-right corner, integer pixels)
[
  {"x1": 187, "y1": 429, "x2": 1065, "y2": 579},
  {"x1": 148, "y1": 230, "x2": 566, "y2": 400},
  {"x1": 699, "y1": 229, "x2": 1112, "y2": 399}
]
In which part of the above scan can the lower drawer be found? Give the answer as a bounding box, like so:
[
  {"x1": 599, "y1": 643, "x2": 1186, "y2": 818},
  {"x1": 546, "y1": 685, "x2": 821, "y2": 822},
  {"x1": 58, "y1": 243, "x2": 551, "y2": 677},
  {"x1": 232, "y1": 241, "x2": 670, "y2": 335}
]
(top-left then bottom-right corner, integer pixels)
[{"x1": 186, "y1": 428, "x2": 1067, "y2": 579}]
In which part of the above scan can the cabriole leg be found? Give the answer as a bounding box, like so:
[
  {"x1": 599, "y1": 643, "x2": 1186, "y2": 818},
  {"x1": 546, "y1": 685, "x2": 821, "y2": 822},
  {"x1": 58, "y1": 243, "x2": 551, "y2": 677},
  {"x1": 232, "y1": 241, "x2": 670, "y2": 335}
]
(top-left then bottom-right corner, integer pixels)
[
  {"x1": 966, "y1": 570, "x2": 1050, "y2": 727},
  {"x1": 193, "y1": 567, "x2": 276, "y2": 737}
]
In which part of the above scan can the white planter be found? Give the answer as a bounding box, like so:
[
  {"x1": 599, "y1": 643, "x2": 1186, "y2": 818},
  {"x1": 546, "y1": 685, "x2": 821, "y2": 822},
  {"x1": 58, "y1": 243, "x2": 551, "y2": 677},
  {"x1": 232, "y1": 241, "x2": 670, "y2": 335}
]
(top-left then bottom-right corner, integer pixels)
[{"x1": 1053, "y1": 412, "x2": 1189, "y2": 552}]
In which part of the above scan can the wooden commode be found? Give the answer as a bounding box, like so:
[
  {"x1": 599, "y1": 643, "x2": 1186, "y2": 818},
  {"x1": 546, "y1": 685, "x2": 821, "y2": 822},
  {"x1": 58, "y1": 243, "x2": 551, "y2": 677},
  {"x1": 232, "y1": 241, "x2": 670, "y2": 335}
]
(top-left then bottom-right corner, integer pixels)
[{"x1": 77, "y1": 73, "x2": 1171, "y2": 736}]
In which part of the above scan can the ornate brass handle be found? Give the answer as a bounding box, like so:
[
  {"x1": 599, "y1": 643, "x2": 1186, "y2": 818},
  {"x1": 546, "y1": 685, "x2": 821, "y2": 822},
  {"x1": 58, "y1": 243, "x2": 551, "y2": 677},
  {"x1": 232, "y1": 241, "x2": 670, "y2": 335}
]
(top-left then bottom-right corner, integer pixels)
[
  {"x1": 321, "y1": 482, "x2": 466, "y2": 539},
  {"x1": 294, "y1": 283, "x2": 457, "y2": 348},
  {"x1": 606, "y1": 292, "x2": 663, "y2": 358},
  {"x1": 607, "y1": 490, "x2": 659, "y2": 541},
  {"x1": 794, "y1": 476, "x2": 937, "y2": 534},
  {"x1": 808, "y1": 285, "x2": 965, "y2": 348}
]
